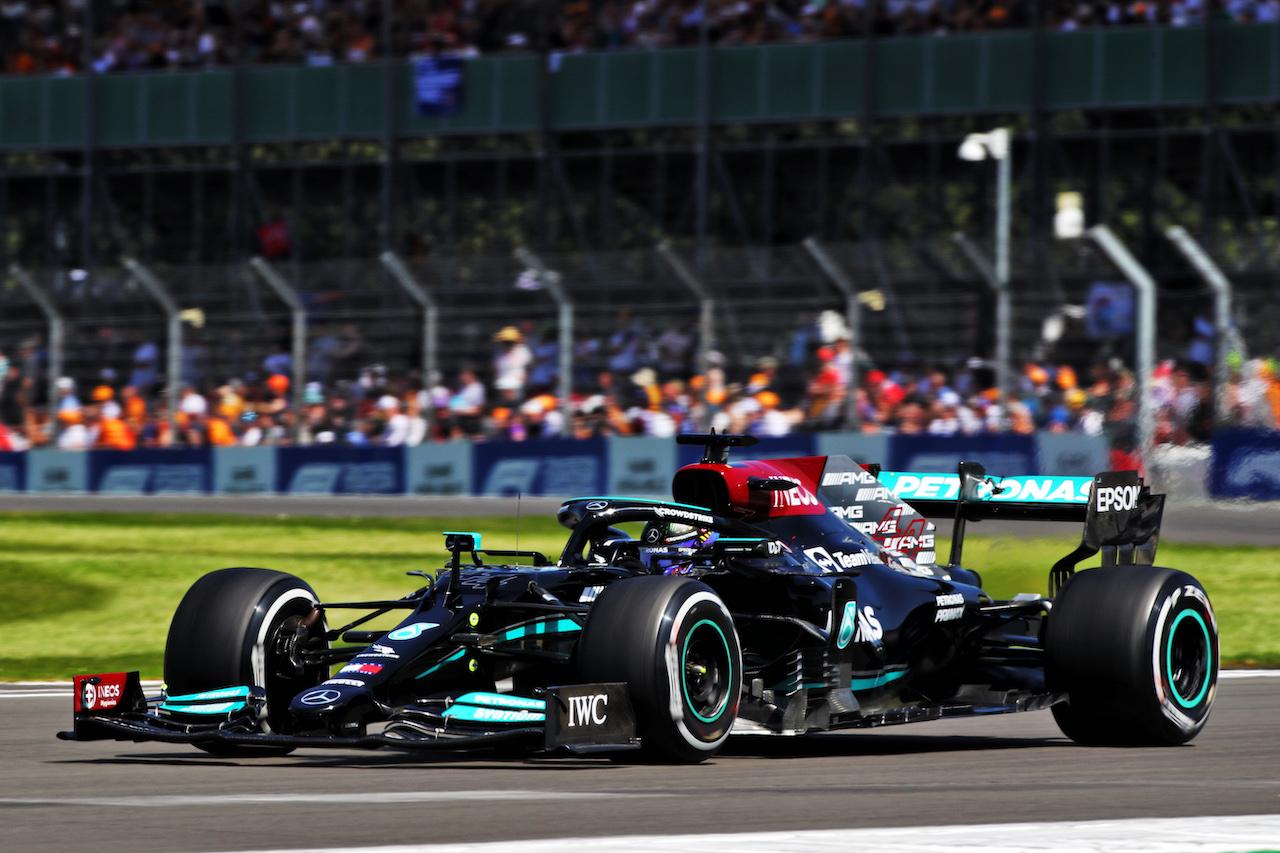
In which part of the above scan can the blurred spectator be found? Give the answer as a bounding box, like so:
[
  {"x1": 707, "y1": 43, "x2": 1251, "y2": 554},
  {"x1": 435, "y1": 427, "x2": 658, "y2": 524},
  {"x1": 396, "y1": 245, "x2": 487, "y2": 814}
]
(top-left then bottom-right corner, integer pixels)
[
  {"x1": 492, "y1": 326, "x2": 531, "y2": 403},
  {"x1": 377, "y1": 393, "x2": 413, "y2": 446},
  {"x1": 0, "y1": 0, "x2": 1261, "y2": 80}
]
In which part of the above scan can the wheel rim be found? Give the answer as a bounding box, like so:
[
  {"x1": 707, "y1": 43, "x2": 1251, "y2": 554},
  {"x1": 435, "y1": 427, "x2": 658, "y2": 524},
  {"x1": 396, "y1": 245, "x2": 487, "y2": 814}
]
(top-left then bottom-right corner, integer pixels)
[
  {"x1": 1166, "y1": 609, "x2": 1212, "y2": 710},
  {"x1": 681, "y1": 619, "x2": 733, "y2": 723}
]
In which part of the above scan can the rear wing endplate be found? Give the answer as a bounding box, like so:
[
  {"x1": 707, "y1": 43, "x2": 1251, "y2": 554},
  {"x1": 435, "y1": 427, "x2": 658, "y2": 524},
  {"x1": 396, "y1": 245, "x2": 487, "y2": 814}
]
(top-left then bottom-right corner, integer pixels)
[{"x1": 879, "y1": 463, "x2": 1164, "y2": 597}]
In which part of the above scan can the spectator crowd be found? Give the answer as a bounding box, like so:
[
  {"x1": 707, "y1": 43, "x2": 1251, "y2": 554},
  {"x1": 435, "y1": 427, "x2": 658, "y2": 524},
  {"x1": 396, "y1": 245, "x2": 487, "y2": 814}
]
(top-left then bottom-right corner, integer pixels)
[
  {"x1": 0, "y1": 309, "x2": 1273, "y2": 459},
  {"x1": 3, "y1": 0, "x2": 1272, "y2": 77}
]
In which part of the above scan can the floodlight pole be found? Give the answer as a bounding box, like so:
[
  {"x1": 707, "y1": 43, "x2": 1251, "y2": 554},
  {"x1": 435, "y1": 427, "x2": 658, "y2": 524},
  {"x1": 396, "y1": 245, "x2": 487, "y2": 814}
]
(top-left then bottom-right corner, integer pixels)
[
  {"x1": 656, "y1": 241, "x2": 716, "y2": 387},
  {"x1": 802, "y1": 237, "x2": 861, "y2": 430},
  {"x1": 957, "y1": 127, "x2": 1013, "y2": 414},
  {"x1": 380, "y1": 251, "x2": 439, "y2": 426},
  {"x1": 1164, "y1": 225, "x2": 1233, "y2": 425},
  {"x1": 952, "y1": 232, "x2": 1012, "y2": 413},
  {"x1": 1087, "y1": 225, "x2": 1156, "y2": 466},
  {"x1": 249, "y1": 257, "x2": 307, "y2": 441},
  {"x1": 515, "y1": 247, "x2": 573, "y2": 429},
  {"x1": 122, "y1": 258, "x2": 182, "y2": 429},
  {"x1": 8, "y1": 264, "x2": 64, "y2": 429}
]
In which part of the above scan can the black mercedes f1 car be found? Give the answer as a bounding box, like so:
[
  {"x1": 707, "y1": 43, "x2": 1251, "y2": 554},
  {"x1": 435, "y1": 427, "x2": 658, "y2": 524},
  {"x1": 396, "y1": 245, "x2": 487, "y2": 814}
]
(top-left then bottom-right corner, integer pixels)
[{"x1": 60, "y1": 432, "x2": 1217, "y2": 762}]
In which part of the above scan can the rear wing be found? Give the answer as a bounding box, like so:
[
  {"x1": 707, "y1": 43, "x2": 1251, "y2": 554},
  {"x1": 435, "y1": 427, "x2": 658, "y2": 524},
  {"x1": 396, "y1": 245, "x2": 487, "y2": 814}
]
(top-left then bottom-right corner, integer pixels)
[{"x1": 879, "y1": 462, "x2": 1164, "y2": 597}]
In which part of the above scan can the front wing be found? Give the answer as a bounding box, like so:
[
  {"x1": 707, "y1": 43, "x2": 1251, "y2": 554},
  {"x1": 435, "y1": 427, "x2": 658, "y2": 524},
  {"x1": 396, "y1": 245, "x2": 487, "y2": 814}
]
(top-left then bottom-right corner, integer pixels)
[{"x1": 58, "y1": 673, "x2": 639, "y2": 755}]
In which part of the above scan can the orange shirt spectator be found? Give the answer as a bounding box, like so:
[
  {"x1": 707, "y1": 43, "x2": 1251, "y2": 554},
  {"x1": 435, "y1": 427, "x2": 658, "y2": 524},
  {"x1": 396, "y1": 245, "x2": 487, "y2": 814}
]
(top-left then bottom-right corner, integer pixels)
[
  {"x1": 122, "y1": 387, "x2": 148, "y2": 429},
  {"x1": 96, "y1": 416, "x2": 137, "y2": 450},
  {"x1": 206, "y1": 416, "x2": 237, "y2": 447}
]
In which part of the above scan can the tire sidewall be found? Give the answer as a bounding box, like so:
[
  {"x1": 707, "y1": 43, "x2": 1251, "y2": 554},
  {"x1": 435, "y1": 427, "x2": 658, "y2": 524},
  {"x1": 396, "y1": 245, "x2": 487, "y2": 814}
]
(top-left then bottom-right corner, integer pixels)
[
  {"x1": 658, "y1": 587, "x2": 742, "y2": 755},
  {"x1": 578, "y1": 576, "x2": 742, "y2": 761},
  {"x1": 1143, "y1": 577, "x2": 1218, "y2": 742}
]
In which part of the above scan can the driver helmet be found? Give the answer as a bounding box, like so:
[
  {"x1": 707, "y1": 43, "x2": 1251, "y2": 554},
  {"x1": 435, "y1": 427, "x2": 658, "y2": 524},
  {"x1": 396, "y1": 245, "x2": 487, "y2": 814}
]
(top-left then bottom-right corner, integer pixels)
[{"x1": 639, "y1": 521, "x2": 719, "y2": 575}]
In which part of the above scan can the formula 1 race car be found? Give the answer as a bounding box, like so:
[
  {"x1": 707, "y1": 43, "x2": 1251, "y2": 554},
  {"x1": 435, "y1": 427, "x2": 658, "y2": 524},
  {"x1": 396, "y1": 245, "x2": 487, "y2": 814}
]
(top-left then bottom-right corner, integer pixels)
[{"x1": 60, "y1": 432, "x2": 1218, "y2": 762}]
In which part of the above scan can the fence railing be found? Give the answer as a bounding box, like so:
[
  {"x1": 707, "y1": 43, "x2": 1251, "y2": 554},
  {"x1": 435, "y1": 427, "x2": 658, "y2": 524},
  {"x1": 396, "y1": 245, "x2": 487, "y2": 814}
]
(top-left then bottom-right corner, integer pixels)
[{"x1": 1, "y1": 239, "x2": 1268, "y2": 441}]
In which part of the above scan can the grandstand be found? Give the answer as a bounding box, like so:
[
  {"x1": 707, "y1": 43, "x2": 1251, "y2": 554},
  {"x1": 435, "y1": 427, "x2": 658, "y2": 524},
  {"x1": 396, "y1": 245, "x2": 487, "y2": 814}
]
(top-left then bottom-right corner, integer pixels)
[{"x1": 1, "y1": 6, "x2": 1278, "y2": 469}]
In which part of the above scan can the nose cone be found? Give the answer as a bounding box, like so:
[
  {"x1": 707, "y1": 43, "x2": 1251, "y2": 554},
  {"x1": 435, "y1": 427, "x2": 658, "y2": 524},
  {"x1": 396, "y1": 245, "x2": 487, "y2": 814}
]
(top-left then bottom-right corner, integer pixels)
[{"x1": 289, "y1": 681, "x2": 375, "y2": 736}]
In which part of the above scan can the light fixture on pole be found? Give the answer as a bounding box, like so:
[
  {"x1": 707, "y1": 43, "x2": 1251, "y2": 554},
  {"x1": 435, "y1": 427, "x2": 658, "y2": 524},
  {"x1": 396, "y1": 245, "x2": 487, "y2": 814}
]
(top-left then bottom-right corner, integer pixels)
[{"x1": 958, "y1": 128, "x2": 1012, "y2": 411}]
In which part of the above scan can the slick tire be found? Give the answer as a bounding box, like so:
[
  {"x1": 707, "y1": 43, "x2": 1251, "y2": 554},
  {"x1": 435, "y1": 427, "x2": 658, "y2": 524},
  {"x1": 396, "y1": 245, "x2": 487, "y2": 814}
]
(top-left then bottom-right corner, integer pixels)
[
  {"x1": 578, "y1": 576, "x2": 741, "y2": 763},
  {"x1": 164, "y1": 568, "x2": 329, "y2": 756},
  {"x1": 1045, "y1": 566, "x2": 1218, "y2": 746}
]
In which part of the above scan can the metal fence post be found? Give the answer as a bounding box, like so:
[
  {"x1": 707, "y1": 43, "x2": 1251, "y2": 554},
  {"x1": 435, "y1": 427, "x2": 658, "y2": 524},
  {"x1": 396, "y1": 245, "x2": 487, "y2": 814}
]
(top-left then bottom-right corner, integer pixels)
[
  {"x1": 249, "y1": 257, "x2": 308, "y2": 440},
  {"x1": 379, "y1": 251, "x2": 438, "y2": 387},
  {"x1": 1087, "y1": 225, "x2": 1157, "y2": 466},
  {"x1": 802, "y1": 237, "x2": 861, "y2": 430},
  {"x1": 656, "y1": 241, "x2": 715, "y2": 388},
  {"x1": 380, "y1": 251, "x2": 439, "y2": 431},
  {"x1": 122, "y1": 258, "x2": 181, "y2": 428},
  {"x1": 515, "y1": 248, "x2": 573, "y2": 431},
  {"x1": 8, "y1": 264, "x2": 64, "y2": 432},
  {"x1": 1164, "y1": 225, "x2": 1233, "y2": 426},
  {"x1": 952, "y1": 232, "x2": 1012, "y2": 413}
]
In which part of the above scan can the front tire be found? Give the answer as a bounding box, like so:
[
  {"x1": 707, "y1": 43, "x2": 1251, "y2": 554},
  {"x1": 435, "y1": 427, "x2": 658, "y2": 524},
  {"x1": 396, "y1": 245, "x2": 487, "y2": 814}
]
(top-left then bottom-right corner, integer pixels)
[
  {"x1": 579, "y1": 577, "x2": 742, "y2": 762},
  {"x1": 1045, "y1": 566, "x2": 1218, "y2": 745},
  {"x1": 164, "y1": 568, "x2": 329, "y2": 755}
]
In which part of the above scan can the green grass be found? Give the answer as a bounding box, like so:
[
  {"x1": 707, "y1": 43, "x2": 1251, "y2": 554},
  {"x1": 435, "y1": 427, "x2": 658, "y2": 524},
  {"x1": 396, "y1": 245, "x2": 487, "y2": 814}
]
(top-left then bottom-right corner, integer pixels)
[
  {"x1": 2, "y1": 512, "x2": 1276, "y2": 681},
  {"x1": 0, "y1": 512, "x2": 569, "y2": 682}
]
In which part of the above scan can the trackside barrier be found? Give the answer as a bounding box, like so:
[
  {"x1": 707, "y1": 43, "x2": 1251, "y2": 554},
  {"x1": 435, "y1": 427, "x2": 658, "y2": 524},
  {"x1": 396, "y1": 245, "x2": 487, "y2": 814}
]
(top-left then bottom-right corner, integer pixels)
[
  {"x1": 278, "y1": 446, "x2": 406, "y2": 495},
  {"x1": 1210, "y1": 428, "x2": 1280, "y2": 501},
  {"x1": 0, "y1": 451, "x2": 25, "y2": 492},
  {"x1": 7, "y1": 434, "x2": 1109, "y2": 497},
  {"x1": 89, "y1": 449, "x2": 212, "y2": 494}
]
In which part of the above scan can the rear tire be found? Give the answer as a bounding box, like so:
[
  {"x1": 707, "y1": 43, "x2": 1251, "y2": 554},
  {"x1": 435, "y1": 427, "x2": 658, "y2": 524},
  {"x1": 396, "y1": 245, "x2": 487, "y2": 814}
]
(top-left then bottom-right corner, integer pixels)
[
  {"x1": 579, "y1": 576, "x2": 741, "y2": 763},
  {"x1": 164, "y1": 568, "x2": 329, "y2": 756},
  {"x1": 1045, "y1": 566, "x2": 1217, "y2": 745}
]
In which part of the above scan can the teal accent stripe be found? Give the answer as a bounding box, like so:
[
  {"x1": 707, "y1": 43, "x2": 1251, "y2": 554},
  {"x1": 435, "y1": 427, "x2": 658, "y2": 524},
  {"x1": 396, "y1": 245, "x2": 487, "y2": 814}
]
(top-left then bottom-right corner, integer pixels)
[
  {"x1": 415, "y1": 649, "x2": 467, "y2": 680},
  {"x1": 850, "y1": 669, "x2": 909, "y2": 691},
  {"x1": 497, "y1": 618, "x2": 582, "y2": 643},
  {"x1": 878, "y1": 473, "x2": 1092, "y2": 505},
  {"x1": 160, "y1": 701, "x2": 246, "y2": 715},
  {"x1": 443, "y1": 531, "x2": 482, "y2": 548},
  {"x1": 682, "y1": 619, "x2": 733, "y2": 724},
  {"x1": 163, "y1": 686, "x2": 251, "y2": 703},
  {"x1": 453, "y1": 692, "x2": 546, "y2": 711},
  {"x1": 441, "y1": 705, "x2": 545, "y2": 723}
]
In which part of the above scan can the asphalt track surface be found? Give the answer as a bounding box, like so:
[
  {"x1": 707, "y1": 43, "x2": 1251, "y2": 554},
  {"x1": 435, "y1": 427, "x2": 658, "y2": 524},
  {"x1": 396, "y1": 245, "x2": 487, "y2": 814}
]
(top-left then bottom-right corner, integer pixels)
[
  {"x1": 0, "y1": 493, "x2": 1276, "y2": 546},
  {"x1": 3, "y1": 675, "x2": 1278, "y2": 853}
]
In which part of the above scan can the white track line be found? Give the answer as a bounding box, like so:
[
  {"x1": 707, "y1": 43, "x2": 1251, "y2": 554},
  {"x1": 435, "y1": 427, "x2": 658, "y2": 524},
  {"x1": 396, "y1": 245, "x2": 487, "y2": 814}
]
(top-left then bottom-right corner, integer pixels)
[
  {"x1": 0, "y1": 681, "x2": 162, "y2": 699},
  {"x1": 0, "y1": 791, "x2": 664, "y2": 808},
  {"x1": 203, "y1": 814, "x2": 1280, "y2": 853}
]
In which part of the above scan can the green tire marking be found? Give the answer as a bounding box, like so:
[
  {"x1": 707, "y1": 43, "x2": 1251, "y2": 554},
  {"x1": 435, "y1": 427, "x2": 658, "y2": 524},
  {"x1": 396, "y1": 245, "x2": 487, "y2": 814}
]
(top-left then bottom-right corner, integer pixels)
[
  {"x1": 682, "y1": 618, "x2": 732, "y2": 724},
  {"x1": 1166, "y1": 608, "x2": 1212, "y2": 709}
]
